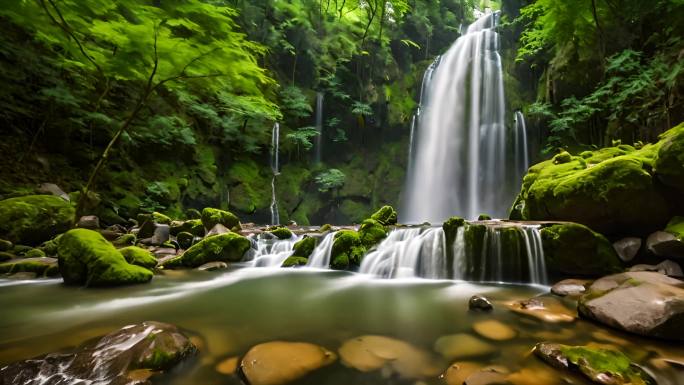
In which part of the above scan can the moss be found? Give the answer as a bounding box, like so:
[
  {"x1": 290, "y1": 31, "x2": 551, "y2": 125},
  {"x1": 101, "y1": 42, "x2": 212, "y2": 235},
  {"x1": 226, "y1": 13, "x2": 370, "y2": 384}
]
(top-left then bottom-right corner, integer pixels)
[
  {"x1": 319, "y1": 224, "x2": 333, "y2": 232},
  {"x1": 0, "y1": 195, "x2": 75, "y2": 245},
  {"x1": 163, "y1": 232, "x2": 251, "y2": 268},
  {"x1": 12, "y1": 245, "x2": 32, "y2": 255},
  {"x1": 370, "y1": 206, "x2": 398, "y2": 226},
  {"x1": 201, "y1": 208, "x2": 240, "y2": 231},
  {"x1": 541, "y1": 223, "x2": 622, "y2": 276},
  {"x1": 39, "y1": 237, "x2": 60, "y2": 256},
  {"x1": 331, "y1": 253, "x2": 350, "y2": 270},
  {"x1": 292, "y1": 236, "x2": 316, "y2": 258},
  {"x1": 330, "y1": 230, "x2": 366, "y2": 269},
  {"x1": 665, "y1": 216, "x2": 684, "y2": 240},
  {"x1": 0, "y1": 259, "x2": 59, "y2": 277},
  {"x1": 358, "y1": 219, "x2": 387, "y2": 248},
  {"x1": 339, "y1": 200, "x2": 370, "y2": 224},
  {"x1": 25, "y1": 248, "x2": 46, "y2": 259},
  {"x1": 654, "y1": 122, "x2": 684, "y2": 194},
  {"x1": 559, "y1": 345, "x2": 655, "y2": 385},
  {"x1": 443, "y1": 216, "x2": 466, "y2": 247},
  {"x1": 227, "y1": 160, "x2": 271, "y2": 215},
  {"x1": 464, "y1": 224, "x2": 487, "y2": 264},
  {"x1": 152, "y1": 212, "x2": 172, "y2": 225},
  {"x1": 112, "y1": 234, "x2": 137, "y2": 247},
  {"x1": 120, "y1": 246, "x2": 158, "y2": 269},
  {"x1": 477, "y1": 214, "x2": 492, "y2": 220},
  {"x1": 268, "y1": 226, "x2": 293, "y2": 239},
  {"x1": 552, "y1": 151, "x2": 573, "y2": 164},
  {"x1": 176, "y1": 232, "x2": 195, "y2": 250},
  {"x1": 171, "y1": 219, "x2": 204, "y2": 237},
  {"x1": 0, "y1": 239, "x2": 12, "y2": 252},
  {"x1": 57, "y1": 229, "x2": 153, "y2": 286},
  {"x1": 0, "y1": 252, "x2": 14, "y2": 262},
  {"x1": 185, "y1": 208, "x2": 201, "y2": 219},
  {"x1": 282, "y1": 256, "x2": 309, "y2": 267}
]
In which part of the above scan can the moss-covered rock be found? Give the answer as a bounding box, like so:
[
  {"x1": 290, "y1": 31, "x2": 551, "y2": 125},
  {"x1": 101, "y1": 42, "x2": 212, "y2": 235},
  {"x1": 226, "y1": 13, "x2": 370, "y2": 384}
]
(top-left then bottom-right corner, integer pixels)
[
  {"x1": 163, "y1": 232, "x2": 250, "y2": 268},
  {"x1": 57, "y1": 229, "x2": 153, "y2": 286},
  {"x1": 39, "y1": 236, "x2": 61, "y2": 256},
  {"x1": 0, "y1": 257, "x2": 60, "y2": 277},
  {"x1": 654, "y1": 122, "x2": 684, "y2": 194},
  {"x1": 292, "y1": 236, "x2": 317, "y2": 259},
  {"x1": 443, "y1": 216, "x2": 466, "y2": 247},
  {"x1": 0, "y1": 252, "x2": 14, "y2": 262},
  {"x1": 119, "y1": 246, "x2": 158, "y2": 269},
  {"x1": 477, "y1": 214, "x2": 492, "y2": 221},
  {"x1": 0, "y1": 239, "x2": 13, "y2": 251},
  {"x1": 268, "y1": 226, "x2": 293, "y2": 240},
  {"x1": 282, "y1": 256, "x2": 309, "y2": 267},
  {"x1": 152, "y1": 212, "x2": 172, "y2": 225},
  {"x1": 185, "y1": 208, "x2": 201, "y2": 219},
  {"x1": 0, "y1": 195, "x2": 75, "y2": 245},
  {"x1": 319, "y1": 224, "x2": 333, "y2": 233},
  {"x1": 330, "y1": 230, "x2": 366, "y2": 269},
  {"x1": 25, "y1": 248, "x2": 46, "y2": 259},
  {"x1": 665, "y1": 216, "x2": 684, "y2": 239},
  {"x1": 170, "y1": 219, "x2": 204, "y2": 237},
  {"x1": 176, "y1": 231, "x2": 195, "y2": 250},
  {"x1": 541, "y1": 223, "x2": 622, "y2": 276},
  {"x1": 370, "y1": 205, "x2": 398, "y2": 226},
  {"x1": 358, "y1": 219, "x2": 387, "y2": 248},
  {"x1": 112, "y1": 233, "x2": 136, "y2": 248},
  {"x1": 201, "y1": 208, "x2": 240, "y2": 231}
]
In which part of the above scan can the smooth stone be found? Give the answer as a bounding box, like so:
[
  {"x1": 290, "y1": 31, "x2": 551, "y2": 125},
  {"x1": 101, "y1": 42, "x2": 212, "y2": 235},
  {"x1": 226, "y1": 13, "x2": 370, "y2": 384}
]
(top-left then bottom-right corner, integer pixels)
[
  {"x1": 206, "y1": 224, "x2": 231, "y2": 238},
  {"x1": 629, "y1": 260, "x2": 683, "y2": 277},
  {"x1": 198, "y1": 261, "x2": 229, "y2": 271},
  {"x1": 240, "y1": 341, "x2": 336, "y2": 385},
  {"x1": 37, "y1": 183, "x2": 69, "y2": 201},
  {"x1": 550, "y1": 279, "x2": 589, "y2": 297},
  {"x1": 464, "y1": 366, "x2": 509, "y2": 385},
  {"x1": 507, "y1": 297, "x2": 575, "y2": 323},
  {"x1": 469, "y1": 295, "x2": 493, "y2": 311},
  {"x1": 442, "y1": 362, "x2": 482, "y2": 385},
  {"x1": 613, "y1": 237, "x2": 642, "y2": 262},
  {"x1": 578, "y1": 271, "x2": 684, "y2": 340},
  {"x1": 144, "y1": 224, "x2": 170, "y2": 246},
  {"x1": 434, "y1": 334, "x2": 496, "y2": 361},
  {"x1": 7, "y1": 271, "x2": 37, "y2": 280},
  {"x1": 215, "y1": 356, "x2": 239, "y2": 375},
  {"x1": 506, "y1": 366, "x2": 558, "y2": 385},
  {"x1": 77, "y1": 215, "x2": 100, "y2": 230},
  {"x1": 646, "y1": 231, "x2": 684, "y2": 259},
  {"x1": 472, "y1": 320, "x2": 516, "y2": 341}
]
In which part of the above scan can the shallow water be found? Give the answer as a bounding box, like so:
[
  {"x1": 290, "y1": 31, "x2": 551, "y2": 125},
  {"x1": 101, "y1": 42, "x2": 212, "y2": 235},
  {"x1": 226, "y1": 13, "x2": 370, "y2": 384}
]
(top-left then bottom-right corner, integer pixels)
[{"x1": 0, "y1": 269, "x2": 682, "y2": 385}]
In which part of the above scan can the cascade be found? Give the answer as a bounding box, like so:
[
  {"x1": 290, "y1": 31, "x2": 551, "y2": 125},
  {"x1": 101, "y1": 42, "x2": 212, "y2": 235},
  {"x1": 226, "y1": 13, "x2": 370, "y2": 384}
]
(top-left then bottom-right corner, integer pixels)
[
  {"x1": 514, "y1": 110, "x2": 530, "y2": 180},
  {"x1": 408, "y1": 57, "x2": 440, "y2": 170},
  {"x1": 314, "y1": 92, "x2": 324, "y2": 163},
  {"x1": 245, "y1": 233, "x2": 299, "y2": 267},
  {"x1": 306, "y1": 232, "x2": 336, "y2": 268},
  {"x1": 403, "y1": 11, "x2": 521, "y2": 223},
  {"x1": 270, "y1": 123, "x2": 280, "y2": 225}
]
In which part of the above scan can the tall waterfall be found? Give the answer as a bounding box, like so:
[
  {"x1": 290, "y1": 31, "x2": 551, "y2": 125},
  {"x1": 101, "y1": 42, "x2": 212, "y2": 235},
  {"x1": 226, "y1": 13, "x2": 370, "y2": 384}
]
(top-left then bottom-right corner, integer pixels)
[
  {"x1": 270, "y1": 123, "x2": 280, "y2": 225},
  {"x1": 403, "y1": 11, "x2": 520, "y2": 223},
  {"x1": 314, "y1": 92, "x2": 324, "y2": 163},
  {"x1": 514, "y1": 111, "x2": 530, "y2": 178}
]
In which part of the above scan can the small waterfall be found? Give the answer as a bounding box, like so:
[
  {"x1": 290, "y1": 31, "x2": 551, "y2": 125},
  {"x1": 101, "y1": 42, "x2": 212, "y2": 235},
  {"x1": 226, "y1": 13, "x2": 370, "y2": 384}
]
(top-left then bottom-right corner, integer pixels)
[
  {"x1": 403, "y1": 11, "x2": 520, "y2": 223},
  {"x1": 314, "y1": 92, "x2": 324, "y2": 163},
  {"x1": 408, "y1": 57, "x2": 439, "y2": 170},
  {"x1": 521, "y1": 226, "x2": 547, "y2": 284},
  {"x1": 307, "y1": 232, "x2": 336, "y2": 268},
  {"x1": 245, "y1": 233, "x2": 299, "y2": 267},
  {"x1": 270, "y1": 123, "x2": 280, "y2": 226},
  {"x1": 514, "y1": 111, "x2": 530, "y2": 178}
]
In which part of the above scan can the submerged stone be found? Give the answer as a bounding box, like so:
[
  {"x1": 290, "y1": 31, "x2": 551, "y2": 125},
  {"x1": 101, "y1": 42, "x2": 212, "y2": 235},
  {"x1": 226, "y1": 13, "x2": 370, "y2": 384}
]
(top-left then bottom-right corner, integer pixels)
[
  {"x1": 163, "y1": 232, "x2": 250, "y2": 268},
  {"x1": 240, "y1": 341, "x2": 336, "y2": 385},
  {"x1": 0, "y1": 195, "x2": 75, "y2": 245},
  {"x1": 442, "y1": 362, "x2": 482, "y2": 385},
  {"x1": 434, "y1": 334, "x2": 496, "y2": 360},
  {"x1": 76, "y1": 215, "x2": 100, "y2": 230},
  {"x1": 472, "y1": 320, "x2": 516, "y2": 341},
  {"x1": 507, "y1": 296, "x2": 575, "y2": 323}
]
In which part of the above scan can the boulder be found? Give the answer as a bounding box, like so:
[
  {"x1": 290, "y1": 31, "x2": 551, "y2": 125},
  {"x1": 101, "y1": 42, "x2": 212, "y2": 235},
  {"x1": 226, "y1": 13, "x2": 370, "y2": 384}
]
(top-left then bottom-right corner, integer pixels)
[
  {"x1": 170, "y1": 219, "x2": 204, "y2": 237},
  {"x1": 240, "y1": 341, "x2": 336, "y2": 385},
  {"x1": 268, "y1": 226, "x2": 293, "y2": 240},
  {"x1": 468, "y1": 295, "x2": 493, "y2": 311},
  {"x1": 646, "y1": 231, "x2": 684, "y2": 260},
  {"x1": 176, "y1": 232, "x2": 194, "y2": 250},
  {"x1": 206, "y1": 223, "x2": 230, "y2": 238},
  {"x1": 370, "y1": 205, "x2": 398, "y2": 226},
  {"x1": 541, "y1": 223, "x2": 622, "y2": 276},
  {"x1": 0, "y1": 321, "x2": 196, "y2": 385},
  {"x1": 654, "y1": 122, "x2": 684, "y2": 194},
  {"x1": 0, "y1": 195, "x2": 75, "y2": 245},
  {"x1": 578, "y1": 271, "x2": 684, "y2": 340},
  {"x1": 550, "y1": 279, "x2": 589, "y2": 297},
  {"x1": 292, "y1": 236, "x2": 317, "y2": 259},
  {"x1": 0, "y1": 239, "x2": 12, "y2": 252},
  {"x1": 533, "y1": 342, "x2": 655, "y2": 385},
  {"x1": 613, "y1": 237, "x2": 642, "y2": 262},
  {"x1": 57, "y1": 229, "x2": 153, "y2": 286},
  {"x1": 629, "y1": 260, "x2": 683, "y2": 277},
  {"x1": 139, "y1": 224, "x2": 170, "y2": 246},
  {"x1": 77, "y1": 215, "x2": 100, "y2": 230},
  {"x1": 37, "y1": 183, "x2": 70, "y2": 201},
  {"x1": 358, "y1": 219, "x2": 387, "y2": 248},
  {"x1": 0, "y1": 257, "x2": 59, "y2": 277},
  {"x1": 163, "y1": 232, "x2": 250, "y2": 268},
  {"x1": 282, "y1": 256, "x2": 309, "y2": 267},
  {"x1": 201, "y1": 208, "x2": 240, "y2": 231},
  {"x1": 119, "y1": 246, "x2": 158, "y2": 270},
  {"x1": 330, "y1": 230, "x2": 366, "y2": 269},
  {"x1": 112, "y1": 234, "x2": 136, "y2": 248}
]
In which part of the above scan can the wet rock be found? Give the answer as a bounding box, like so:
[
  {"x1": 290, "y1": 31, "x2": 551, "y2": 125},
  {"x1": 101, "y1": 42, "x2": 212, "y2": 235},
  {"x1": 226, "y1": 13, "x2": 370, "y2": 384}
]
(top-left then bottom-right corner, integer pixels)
[
  {"x1": 25, "y1": 248, "x2": 46, "y2": 259},
  {"x1": 267, "y1": 226, "x2": 293, "y2": 240},
  {"x1": 198, "y1": 261, "x2": 228, "y2": 271},
  {"x1": 533, "y1": 342, "x2": 655, "y2": 385},
  {"x1": 551, "y1": 279, "x2": 589, "y2": 297},
  {"x1": 37, "y1": 183, "x2": 70, "y2": 201},
  {"x1": 176, "y1": 231, "x2": 195, "y2": 250},
  {"x1": 77, "y1": 215, "x2": 100, "y2": 230},
  {"x1": 541, "y1": 223, "x2": 622, "y2": 276},
  {"x1": 163, "y1": 232, "x2": 250, "y2": 268},
  {"x1": 578, "y1": 271, "x2": 684, "y2": 340},
  {"x1": 170, "y1": 219, "x2": 205, "y2": 237},
  {"x1": 464, "y1": 366, "x2": 509, "y2": 385},
  {"x1": 119, "y1": 246, "x2": 158, "y2": 269},
  {"x1": 507, "y1": 297, "x2": 575, "y2": 323},
  {"x1": 201, "y1": 208, "x2": 240, "y2": 232},
  {"x1": 0, "y1": 257, "x2": 59, "y2": 277},
  {"x1": 629, "y1": 260, "x2": 683, "y2": 277},
  {"x1": 472, "y1": 320, "x2": 516, "y2": 341},
  {"x1": 112, "y1": 234, "x2": 136, "y2": 248},
  {"x1": 358, "y1": 219, "x2": 387, "y2": 248},
  {"x1": 442, "y1": 362, "x2": 482, "y2": 385},
  {"x1": 136, "y1": 219, "x2": 157, "y2": 239},
  {"x1": 0, "y1": 195, "x2": 75, "y2": 245},
  {"x1": 434, "y1": 334, "x2": 496, "y2": 360},
  {"x1": 613, "y1": 237, "x2": 642, "y2": 262},
  {"x1": 240, "y1": 341, "x2": 336, "y2": 385},
  {"x1": 139, "y1": 224, "x2": 170, "y2": 246},
  {"x1": 0, "y1": 321, "x2": 197, "y2": 385},
  {"x1": 206, "y1": 223, "x2": 230, "y2": 238},
  {"x1": 370, "y1": 205, "x2": 398, "y2": 226},
  {"x1": 646, "y1": 231, "x2": 684, "y2": 260},
  {"x1": 469, "y1": 295, "x2": 493, "y2": 311},
  {"x1": 282, "y1": 256, "x2": 308, "y2": 267},
  {"x1": 215, "y1": 356, "x2": 239, "y2": 375},
  {"x1": 291, "y1": 236, "x2": 317, "y2": 259}
]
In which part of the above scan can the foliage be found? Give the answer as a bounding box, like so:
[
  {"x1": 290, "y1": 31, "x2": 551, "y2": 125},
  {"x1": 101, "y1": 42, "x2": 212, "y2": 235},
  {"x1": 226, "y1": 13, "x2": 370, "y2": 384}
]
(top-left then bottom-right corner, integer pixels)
[{"x1": 315, "y1": 169, "x2": 346, "y2": 192}]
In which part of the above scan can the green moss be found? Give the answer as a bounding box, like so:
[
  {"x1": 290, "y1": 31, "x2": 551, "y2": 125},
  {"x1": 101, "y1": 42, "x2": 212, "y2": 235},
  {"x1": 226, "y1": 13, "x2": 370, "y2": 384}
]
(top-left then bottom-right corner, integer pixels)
[
  {"x1": 201, "y1": 208, "x2": 240, "y2": 231},
  {"x1": 292, "y1": 236, "x2": 316, "y2": 258},
  {"x1": 330, "y1": 230, "x2": 366, "y2": 269},
  {"x1": 0, "y1": 259, "x2": 59, "y2": 277},
  {"x1": 185, "y1": 208, "x2": 201, "y2": 219},
  {"x1": 25, "y1": 248, "x2": 46, "y2": 259},
  {"x1": 152, "y1": 212, "x2": 172, "y2": 225},
  {"x1": 443, "y1": 216, "x2": 466, "y2": 247},
  {"x1": 171, "y1": 219, "x2": 205, "y2": 237},
  {"x1": 358, "y1": 219, "x2": 387, "y2": 248},
  {"x1": 339, "y1": 200, "x2": 370, "y2": 224},
  {"x1": 0, "y1": 252, "x2": 14, "y2": 262},
  {"x1": 477, "y1": 214, "x2": 492, "y2": 220},
  {"x1": 268, "y1": 226, "x2": 293, "y2": 239},
  {"x1": 112, "y1": 234, "x2": 136, "y2": 247},
  {"x1": 0, "y1": 195, "x2": 75, "y2": 245},
  {"x1": 552, "y1": 151, "x2": 573, "y2": 164},
  {"x1": 39, "y1": 237, "x2": 60, "y2": 256},
  {"x1": 319, "y1": 224, "x2": 333, "y2": 232},
  {"x1": 559, "y1": 345, "x2": 655, "y2": 385},
  {"x1": 227, "y1": 160, "x2": 271, "y2": 215},
  {"x1": 120, "y1": 246, "x2": 158, "y2": 269},
  {"x1": 13, "y1": 245, "x2": 32, "y2": 255},
  {"x1": 57, "y1": 229, "x2": 153, "y2": 286},
  {"x1": 370, "y1": 206, "x2": 398, "y2": 226},
  {"x1": 541, "y1": 223, "x2": 622, "y2": 276},
  {"x1": 654, "y1": 122, "x2": 684, "y2": 194},
  {"x1": 282, "y1": 256, "x2": 309, "y2": 267},
  {"x1": 0, "y1": 239, "x2": 12, "y2": 251},
  {"x1": 176, "y1": 232, "x2": 195, "y2": 250},
  {"x1": 163, "y1": 232, "x2": 250, "y2": 268},
  {"x1": 665, "y1": 216, "x2": 684, "y2": 240}
]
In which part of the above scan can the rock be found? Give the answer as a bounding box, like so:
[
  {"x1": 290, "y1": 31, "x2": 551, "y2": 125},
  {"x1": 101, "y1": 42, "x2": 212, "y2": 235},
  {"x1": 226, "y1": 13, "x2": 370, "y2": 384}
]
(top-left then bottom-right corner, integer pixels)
[
  {"x1": 578, "y1": 271, "x2": 684, "y2": 340},
  {"x1": 330, "y1": 230, "x2": 366, "y2": 269},
  {"x1": 646, "y1": 231, "x2": 684, "y2": 260},
  {"x1": 201, "y1": 208, "x2": 240, "y2": 231},
  {"x1": 0, "y1": 257, "x2": 59, "y2": 277},
  {"x1": 268, "y1": 226, "x2": 293, "y2": 240},
  {"x1": 654, "y1": 122, "x2": 684, "y2": 194},
  {"x1": 472, "y1": 320, "x2": 516, "y2": 341},
  {"x1": 58, "y1": 229, "x2": 153, "y2": 286},
  {"x1": 358, "y1": 219, "x2": 387, "y2": 248},
  {"x1": 0, "y1": 321, "x2": 196, "y2": 385},
  {"x1": 613, "y1": 237, "x2": 642, "y2": 262},
  {"x1": 215, "y1": 356, "x2": 239, "y2": 375},
  {"x1": 37, "y1": 183, "x2": 70, "y2": 201},
  {"x1": 152, "y1": 212, "x2": 172, "y2": 225},
  {"x1": 370, "y1": 205, "x2": 398, "y2": 226},
  {"x1": 533, "y1": 342, "x2": 655, "y2": 385},
  {"x1": 77, "y1": 215, "x2": 100, "y2": 230},
  {"x1": 477, "y1": 214, "x2": 492, "y2": 221},
  {"x1": 112, "y1": 234, "x2": 136, "y2": 248},
  {"x1": 163, "y1": 232, "x2": 250, "y2": 268},
  {"x1": 464, "y1": 367, "x2": 509, "y2": 385},
  {"x1": 197, "y1": 261, "x2": 228, "y2": 271},
  {"x1": 507, "y1": 296, "x2": 575, "y2": 323},
  {"x1": 25, "y1": 248, "x2": 46, "y2": 259},
  {"x1": 469, "y1": 295, "x2": 493, "y2": 311},
  {"x1": 170, "y1": 219, "x2": 205, "y2": 237},
  {"x1": 551, "y1": 279, "x2": 589, "y2": 297},
  {"x1": 206, "y1": 224, "x2": 231, "y2": 238},
  {"x1": 442, "y1": 362, "x2": 482, "y2": 385},
  {"x1": 140, "y1": 224, "x2": 170, "y2": 246},
  {"x1": 240, "y1": 341, "x2": 336, "y2": 385},
  {"x1": 176, "y1": 231, "x2": 195, "y2": 250},
  {"x1": 319, "y1": 224, "x2": 333, "y2": 232},
  {"x1": 434, "y1": 334, "x2": 496, "y2": 360},
  {"x1": 443, "y1": 216, "x2": 466, "y2": 248},
  {"x1": 339, "y1": 335, "x2": 441, "y2": 379},
  {"x1": 137, "y1": 220, "x2": 157, "y2": 239},
  {"x1": 282, "y1": 256, "x2": 308, "y2": 267},
  {"x1": 630, "y1": 260, "x2": 683, "y2": 277},
  {"x1": 541, "y1": 223, "x2": 622, "y2": 276},
  {"x1": 0, "y1": 195, "x2": 75, "y2": 245},
  {"x1": 0, "y1": 239, "x2": 13, "y2": 252},
  {"x1": 506, "y1": 367, "x2": 558, "y2": 385},
  {"x1": 119, "y1": 246, "x2": 158, "y2": 269},
  {"x1": 0, "y1": 252, "x2": 13, "y2": 262},
  {"x1": 292, "y1": 236, "x2": 317, "y2": 259},
  {"x1": 185, "y1": 208, "x2": 201, "y2": 219}
]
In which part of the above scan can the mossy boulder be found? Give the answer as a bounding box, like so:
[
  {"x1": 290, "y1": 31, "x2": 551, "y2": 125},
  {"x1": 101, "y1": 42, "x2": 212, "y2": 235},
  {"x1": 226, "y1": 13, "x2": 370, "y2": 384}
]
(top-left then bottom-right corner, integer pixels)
[
  {"x1": 112, "y1": 234, "x2": 136, "y2": 248},
  {"x1": 541, "y1": 223, "x2": 622, "y2": 276},
  {"x1": 0, "y1": 195, "x2": 75, "y2": 245},
  {"x1": 330, "y1": 230, "x2": 366, "y2": 269},
  {"x1": 0, "y1": 257, "x2": 60, "y2": 277},
  {"x1": 176, "y1": 231, "x2": 195, "y2": 250},
  {"x1": 170, "y1": 219, "x2": 204, "y2": 237},
  {"x1": 163, "y1": 232, "x2": 250, "y2": 268},
  {"x1": 510, "y1": 138, "x2": 672, "y2": 235},
  {"x1": 282, "y1": 256, "x2": 309, "y2": 267},
  {"x1": 370, "y1": 205, "x2": 398, "y2": 226},
  {"x1": 0, "y1": 239, "x2": 12, "y2": 251},
  {"x1": 654, "y1": 122, "x2": 684, "y2": 194},
  {"x1": 25, "y1": 248, "x2": 46, "y2": 259},
  {"x1": 119, "y1": 246, "x2": 158, "y2": 269},
  {"x1": 57, "y1": 229, "x2": 153, "y2": 286},
  {"x1": 443, "y1": 216, "x2": 466, "y2": 247},
  {"x1": 268, "y1": 226, "x2": 293, "y2": 240},
  {"x1": 665, "y1": 216, "x2": 684, "y2": 239},
  {"x1": 358, "y1": 219, "x2": 387, "y2": 248},
  {"x1": 201, "y1": 208, "x2": 240, "y2": 231},
  {"x1": 292, "y1": 236, "x2": 317, "y2": 259},
  {"x1": 152, "y1": 212, "x2": 172, "y2": 225}
]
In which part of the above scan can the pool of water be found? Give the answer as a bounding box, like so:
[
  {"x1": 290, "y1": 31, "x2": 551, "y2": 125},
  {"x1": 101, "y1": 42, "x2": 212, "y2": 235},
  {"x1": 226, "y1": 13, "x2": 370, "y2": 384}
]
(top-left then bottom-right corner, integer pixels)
[{"x1": 0, "y1": 268, "x2": 682, "y2": 385}]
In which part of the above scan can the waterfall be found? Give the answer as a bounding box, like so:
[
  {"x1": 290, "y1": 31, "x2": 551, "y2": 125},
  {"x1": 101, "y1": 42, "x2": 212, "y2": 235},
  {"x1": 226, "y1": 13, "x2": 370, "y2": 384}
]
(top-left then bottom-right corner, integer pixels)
[
  {"x1": 245, "y1": 233, "x2": 299, "y2": 267},
  {"x1": 514, "y1": 110, "x2": 530, "y2": 179},
  {"x1": 314, "y1": 92, "x2": 324, "y2": 163},
  {"x1": 521, "y1": 226, "x2": 547, "y2": 284},
  {"x1": 408, "y1": 57, "x2": 439, "y2": 170},
  {"x1": 403, "y1": 11, "x2": 518, "y2": 223},
  {"x1": 270, "y1": 123, "x2": 280, "y2": 226},
  {"x1": 306, "y1": 232, "x2": 336, "y2": 268}
]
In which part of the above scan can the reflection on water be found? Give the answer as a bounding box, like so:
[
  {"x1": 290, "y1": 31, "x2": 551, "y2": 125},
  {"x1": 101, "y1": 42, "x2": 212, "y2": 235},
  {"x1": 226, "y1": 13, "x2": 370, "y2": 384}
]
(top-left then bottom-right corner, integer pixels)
[{"x1": 0, "y1": 269, "x2": 682, "y2": 385}]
